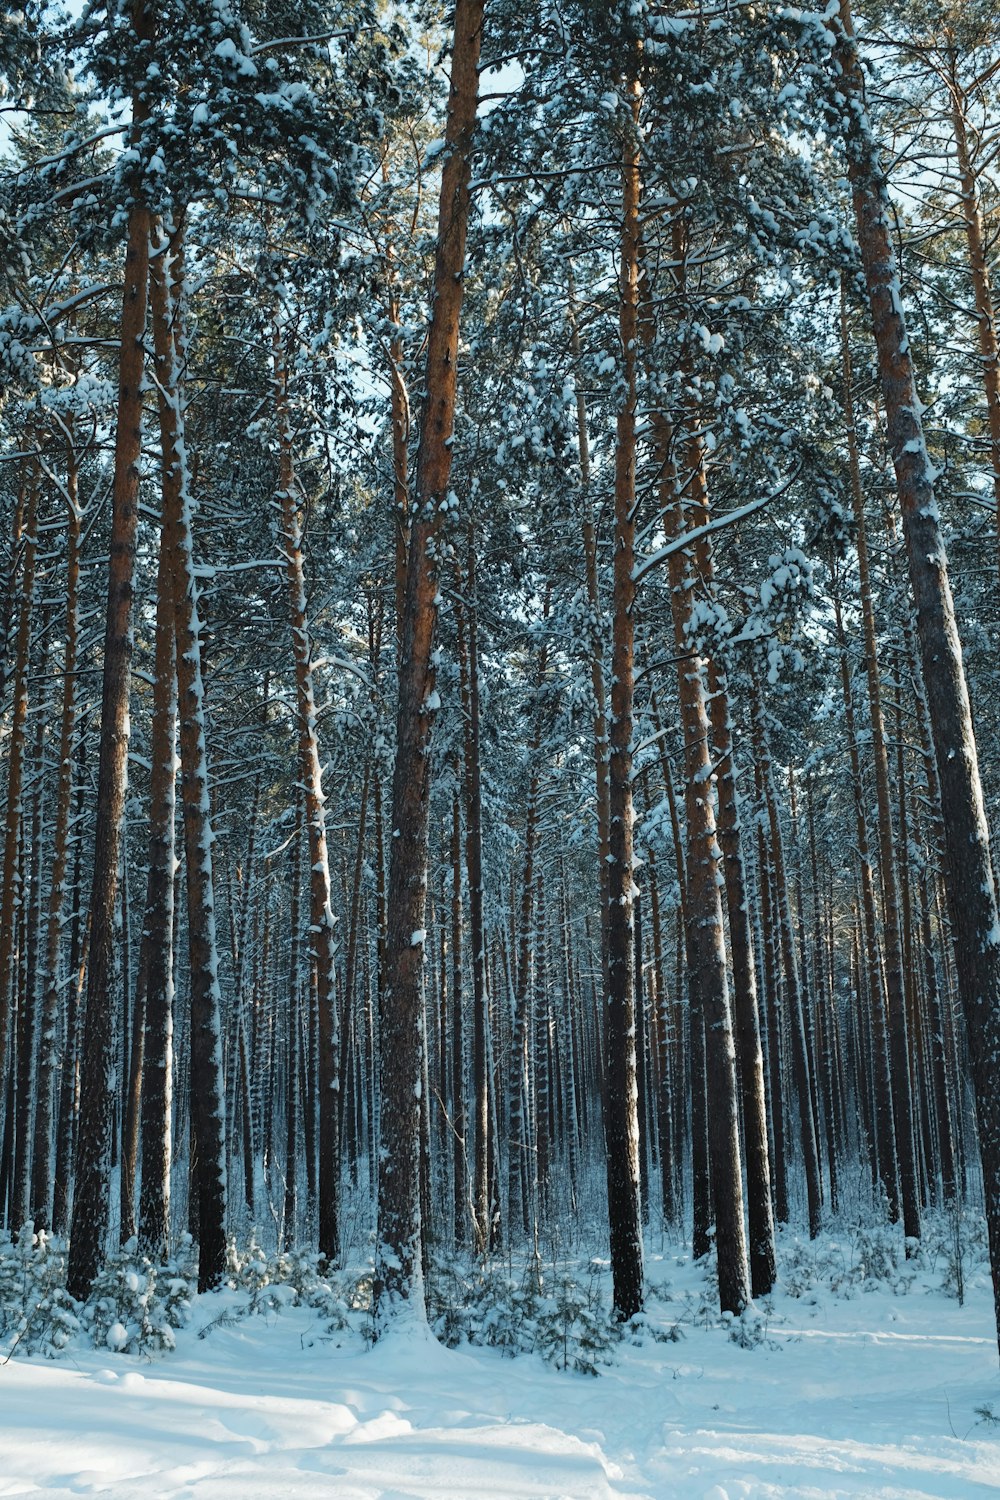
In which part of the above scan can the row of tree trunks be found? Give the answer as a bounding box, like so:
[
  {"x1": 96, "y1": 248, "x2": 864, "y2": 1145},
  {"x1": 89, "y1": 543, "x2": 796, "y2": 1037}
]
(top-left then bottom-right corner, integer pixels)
[{"x1": 839, "y1": 283, "x2": 920, "y2": 1245}]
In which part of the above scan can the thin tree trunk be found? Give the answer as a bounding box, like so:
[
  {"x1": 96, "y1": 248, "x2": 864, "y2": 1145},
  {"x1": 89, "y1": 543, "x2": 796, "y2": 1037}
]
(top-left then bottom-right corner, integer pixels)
[
  {"x1": 0, "y1": 460, "x2": 38, "y2": 1222},
  {"x1": 840, "y1": 279, "x2": 919, "y2": 1245},
  {"x1": 707, "y1": 659, "x2": 776, "y2": 1297},
  {"x1": 832, "y1": 585, "x2": 899, "y2": 1215},
  {"x1": 136, "y1": 510, "x2": 177, "y2": 1260},
  {"x1": 272, "y1": 318, "x2": 341, "y2": 1263},
  {"x1": 604, "y1": 70, "x2": 644, "y2": 1319},
  {"x1": 150, "y1": 220, "x2": 228, "y2": 1289},
  {"x1": 749, "y1": 675, "x2": 822, "y2": 1239},
  {"x1": 457, "y1": 536, "x2": 490, "y2": 1252},
  {"x1": 31, "y1": 430, "x2": 82, "y2": 1231}
]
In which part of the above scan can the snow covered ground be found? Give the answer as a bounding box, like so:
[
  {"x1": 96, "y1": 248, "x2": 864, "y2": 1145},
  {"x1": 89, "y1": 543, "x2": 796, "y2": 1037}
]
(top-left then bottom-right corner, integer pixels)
[{"x1": 2, "y1": 1227, "x2": 1000, "y2": 1500}]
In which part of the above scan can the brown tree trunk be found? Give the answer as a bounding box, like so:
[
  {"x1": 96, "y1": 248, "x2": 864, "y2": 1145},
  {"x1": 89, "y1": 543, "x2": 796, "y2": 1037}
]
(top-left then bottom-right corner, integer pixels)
[
  {"x1": 836, "y1": 0, "x2": 1000, "y2": 1352},
  {"x1": 14, "y1": 688, "x2": 48, "y2": 1232},
  {"x1": 374, "y1": 0, "x2": 482, "y2": 1322},
  {"x1": 150, "y1": 220, "x2": 228, "y2": 1290},
  {"x1": 569, "y1": 284, "x2": 611, "y2": 985},
  {"x1": 68, "y1": 20, "x2": 152, "y2": 1294},
  {"x1": 52, "y1": 752, "x2": 87, "y2": 1237},
  {"x1": 649, "y1": 407, "x2": 748, "y2": 1307},
  {"x1": 946, "y1": 70, "x2": 1000, "y2": 590},
  {"x1": 755, "y1": 802, "x2": 788, "y2": 1226}
]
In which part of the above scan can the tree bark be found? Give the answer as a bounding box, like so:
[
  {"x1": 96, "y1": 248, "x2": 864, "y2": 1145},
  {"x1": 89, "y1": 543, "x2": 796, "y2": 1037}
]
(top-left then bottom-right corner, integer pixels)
[
  {"x1": 31, "y1": 428, "x2": 82, "y2": 1231},
  {"x1": 836, "y1": 0, "x2": 1000, "y2": 1351},
  {"x1": 150, "y1": 220, "x2": 228, "y2": 1290},
  {"x1": 68, "y1": 11, "x2": 152, "y2": 1293},
  {"x1": 374, "y1": 0, "x2": 483, "y2": 1323},
  {"x1": 604, "y1": 71, "x2": 644, "y2": 1319},
  {"x1": 272, "y1": 318, "x2": 342, "y2": 1263}
]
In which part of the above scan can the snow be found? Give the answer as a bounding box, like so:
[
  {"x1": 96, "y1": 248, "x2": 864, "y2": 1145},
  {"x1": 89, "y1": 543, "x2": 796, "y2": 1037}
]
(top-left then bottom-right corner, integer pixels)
[{"x1": 2, "y1": 1231, "x2": 999, "y2": 1499}]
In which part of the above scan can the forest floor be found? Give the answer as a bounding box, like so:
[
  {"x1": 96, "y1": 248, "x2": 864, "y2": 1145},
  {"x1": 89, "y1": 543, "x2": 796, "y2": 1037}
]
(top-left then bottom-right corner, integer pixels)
[{"x1": 2, "y1": 1221, "x2": 1000, "y2": 1499}]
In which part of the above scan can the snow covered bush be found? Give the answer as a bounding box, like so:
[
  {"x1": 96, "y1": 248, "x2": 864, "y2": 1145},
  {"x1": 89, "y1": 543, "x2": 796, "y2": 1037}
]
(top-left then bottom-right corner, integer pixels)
[
  {"x1": 82, "y1": 1239, "x2": 194, "y2": 1355},
  {"x1": 196, "y1": 1239, "x2": 353, "y2": 1342},
  {"x1": 0, "y1": 1226, "x2": 79, "y2": 1357},
  {"x1": 426, "y1": 1253, "x2": 619, "y2": 1375}
]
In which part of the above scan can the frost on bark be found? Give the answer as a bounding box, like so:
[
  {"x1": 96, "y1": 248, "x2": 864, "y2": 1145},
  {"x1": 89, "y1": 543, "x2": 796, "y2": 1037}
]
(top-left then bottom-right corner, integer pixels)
[
  {"x1": 604, "y1": 69, "x2": 644, "y2": 1323},
  {"x1": 0, "y1": 458, "x2": 39, "y2": 1216},
  {"x1": 706, "y1": 657, "x2": 776, "y2": 1298},
  {"x1": 644, "y1": 213, "x2": 748, "y2": 1315},
  {"x1": 840, "y1": 284, "x2": 919, "y2": 1245},
  {"x1": 31, "y1": 426, "x2": 82, "y2": 1231},
  {"x1": 136, "y1": 488, "x2": 177, "y2": 1262},
  {"x1": 272, "y1": 317, "x2": 341, "y2": 1264},
  {"x1": 150, "y1": 221, "x2": 228, "y2": 1290},
  {"x1": 67, "y1": 13, "x2": 152, "y2": 1293},
  {"x1": 374, "y1": 0, "x2": 483, "y2": 1326},
  {"x1": 457, "y1": 538, "x2": 490, "y2": 1252},
  {"x1": 749, "y1": 678, "x2": 823, "y2": 1241},
  {"x1": 835, "y1": 0, "x2": 1000, "y2": 1352}
]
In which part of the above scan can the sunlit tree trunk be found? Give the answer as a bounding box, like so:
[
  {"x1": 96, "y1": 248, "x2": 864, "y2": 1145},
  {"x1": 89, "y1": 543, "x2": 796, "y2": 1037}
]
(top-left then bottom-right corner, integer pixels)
[
  {"x1": 374, "y1": 0, "x2": 483, "y2": 1323},
  {"x1": 836, "y1": 0, "x2": 1000, "y2": 1351}
]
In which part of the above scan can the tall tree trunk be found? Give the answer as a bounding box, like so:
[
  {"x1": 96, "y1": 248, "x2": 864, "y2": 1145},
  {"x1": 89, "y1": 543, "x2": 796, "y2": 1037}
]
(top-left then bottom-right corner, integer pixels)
[
  {"x1": 832, "y1": 584, "x2": 899, "y2": 1215},
  {"x1": 569, "y1": 283, "x2": 611, "y2": 986},
  {"x1": 272, "y1": 318, "x2": 341, "y2": 1263},
  {"x1": 945, "y1": 69, "x2": 1000, "y2": 590},
  {"x1": 14, "y1": 697, "x2": 47, "y2": 1231},
  {"x1": 457, "y1": 536, "x2": 490, "y2": 1252},
  {"x1": 68, "y1": 11, "x2": 152, "y2": 1294},
  {"x1": 52, "y1": 751, "x2": 87, "y2": 1237},
  {"x1": 840, "y1": 280, "x2": 919, "y2": 1245},
  {"x1": 604, "y1": 72, "x2": 644, "y2": 1319},
  {"x1": 707, "y1": 658, "x2": 776, "y2": 1297},
  {"x1": 836, "y1": 0, "x2": 1000, "y2": 1351},
  {"x1": 374, "y1": 0, "x2": 483, "y2": 1322},
  {"x1": 150, "y1": 220, "x2": 228, "y2": 1290},
  {"x1": 136, "y1": 502, "x2": 178, "y2": 1260},
  {"x1": 31, "y1": 430, "x2": 82, "y2": 1231},
  {"x1": 0, "y1": 458, "x2": 38, "y2": 1221},
  {"x1": 749, "y1": 676, "x2": 823, "y2": 1239}
]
